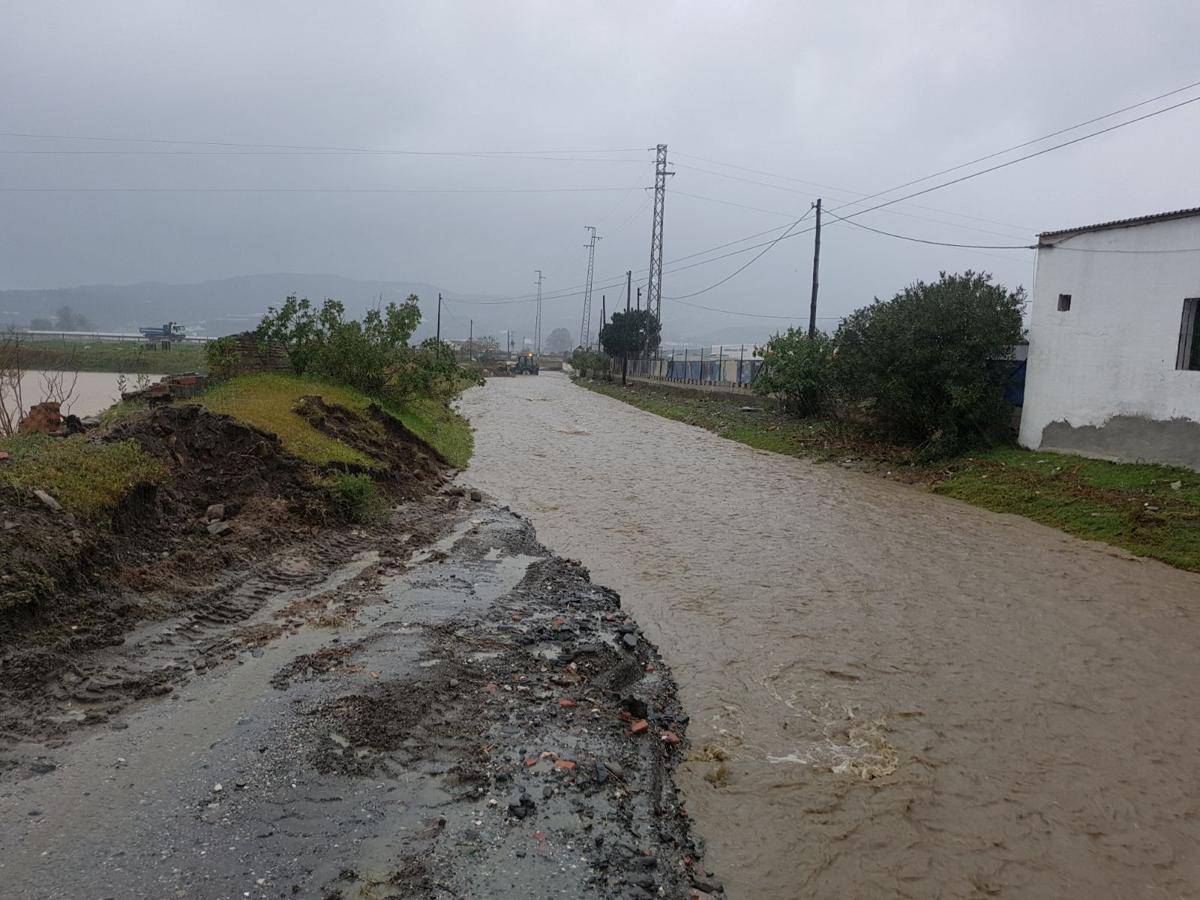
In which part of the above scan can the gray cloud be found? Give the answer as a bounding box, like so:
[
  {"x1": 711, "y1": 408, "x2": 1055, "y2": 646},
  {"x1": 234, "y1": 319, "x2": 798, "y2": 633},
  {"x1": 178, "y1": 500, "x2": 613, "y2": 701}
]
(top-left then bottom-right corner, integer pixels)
[{"x1": 2, "y1": 0, "x2": 1198, "y2": 342}]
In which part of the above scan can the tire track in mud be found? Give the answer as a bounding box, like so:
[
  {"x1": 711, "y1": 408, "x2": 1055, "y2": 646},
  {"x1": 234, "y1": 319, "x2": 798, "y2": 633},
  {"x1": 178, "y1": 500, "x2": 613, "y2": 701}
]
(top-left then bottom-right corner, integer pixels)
[{"x1": 0, "y1": 515, "x2": 441, "y2": 749}]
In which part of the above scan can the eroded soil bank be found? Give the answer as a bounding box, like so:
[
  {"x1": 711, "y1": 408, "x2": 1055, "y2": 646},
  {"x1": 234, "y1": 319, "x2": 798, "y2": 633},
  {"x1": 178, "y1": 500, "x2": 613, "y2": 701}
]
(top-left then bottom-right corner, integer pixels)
[
  {"x1": 0, "y1": 492, "x2": 709, "y2": 898},
  {"x1": 459, "y1": 372, "x2": 1200, "y2": 900}
]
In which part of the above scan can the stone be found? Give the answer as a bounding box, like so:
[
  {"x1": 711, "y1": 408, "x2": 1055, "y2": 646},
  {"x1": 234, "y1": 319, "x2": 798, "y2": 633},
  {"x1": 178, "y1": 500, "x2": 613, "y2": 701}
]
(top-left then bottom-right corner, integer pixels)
[
  {"x1": 207, "y1": 521, "x2": 232, "y2": 537},
  {"x1": 469, "y1": 489, "x2": 483, "y2": 502},
  {"x1": 33, "y1": 489, "x2": 62, "y2": 511},
  {"x1": 508, "y1": 794, "x2": 536, "y2": 819},
  {"x1": 622, "y1": 633, "x2": 638, "y2": 649},
  {"x1": 558, "y1": 697, "x2": 577, "y2": 709},
  {"x1": 660, "y1": 731, "x2": 681, "y2": 746},
  {"x1": 629, "y1": 719, "x2": 649, "y2": 736},
  {"x1": 554, "y1": 759, "x2": 576, "y2": 770},
  {"x1": 692, "y1": 876, "x2": 724, "y2": 893},
  {"x1": 205, "y1": 503, "x2": 226, "y2": 522}
]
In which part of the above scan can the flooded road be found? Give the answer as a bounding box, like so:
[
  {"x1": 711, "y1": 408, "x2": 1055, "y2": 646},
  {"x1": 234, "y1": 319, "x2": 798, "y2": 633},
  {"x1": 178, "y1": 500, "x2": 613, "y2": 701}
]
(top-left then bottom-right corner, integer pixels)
[{"x1": 460, "y1": 372, "x2": 1200, "y2": 899}]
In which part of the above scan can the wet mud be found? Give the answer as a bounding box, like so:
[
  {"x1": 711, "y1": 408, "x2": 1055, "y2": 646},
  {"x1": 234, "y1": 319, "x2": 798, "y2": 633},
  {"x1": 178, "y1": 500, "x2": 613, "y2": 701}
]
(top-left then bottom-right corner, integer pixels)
[
  {"x1": 458, "y1": 372, "x2": 1200, "y2": 899},
  {"x1": 0, "y1": 493, "x2": 709, "y2": 898}
]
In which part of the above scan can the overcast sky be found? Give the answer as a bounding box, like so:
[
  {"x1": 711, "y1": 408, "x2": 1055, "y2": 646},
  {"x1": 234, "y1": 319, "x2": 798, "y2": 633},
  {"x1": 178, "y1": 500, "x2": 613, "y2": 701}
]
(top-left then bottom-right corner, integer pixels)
[{"x1": 3, "y1": 1, "x2": 1199, "y2": 341}]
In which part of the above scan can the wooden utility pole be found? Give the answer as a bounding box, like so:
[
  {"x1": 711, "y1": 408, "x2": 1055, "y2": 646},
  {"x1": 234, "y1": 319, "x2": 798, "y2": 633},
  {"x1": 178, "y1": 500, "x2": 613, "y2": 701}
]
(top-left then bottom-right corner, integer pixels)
[
  {"x1": 622, "y1": 271, "x2": 632, "y2": 385},
  {"x1": 436, "y1": 293, "x2": 442, "y2": 342},
  {"x1": 808, "y1": 198, "x2": 822, "y2": 337},
  {"x1": 469, "y1": 318, "x2": 473, "y2": 360}
]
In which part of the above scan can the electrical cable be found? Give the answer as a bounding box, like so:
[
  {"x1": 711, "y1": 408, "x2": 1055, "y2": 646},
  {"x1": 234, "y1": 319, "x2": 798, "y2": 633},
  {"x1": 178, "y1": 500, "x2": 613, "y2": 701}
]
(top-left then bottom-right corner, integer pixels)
[
  {"x1": 821, "y1": 208, "x2": 1035, "y2": 249},
  {"x1": 662, "y1": 208, "x2": 814, "y2": 299}
]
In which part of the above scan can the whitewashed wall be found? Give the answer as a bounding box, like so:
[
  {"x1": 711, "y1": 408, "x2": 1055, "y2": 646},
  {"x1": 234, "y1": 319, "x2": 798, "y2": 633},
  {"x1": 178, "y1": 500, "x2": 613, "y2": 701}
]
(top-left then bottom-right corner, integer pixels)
[{"x1": 1019, "y1": 214, "x2": 1200, "y2": 469}]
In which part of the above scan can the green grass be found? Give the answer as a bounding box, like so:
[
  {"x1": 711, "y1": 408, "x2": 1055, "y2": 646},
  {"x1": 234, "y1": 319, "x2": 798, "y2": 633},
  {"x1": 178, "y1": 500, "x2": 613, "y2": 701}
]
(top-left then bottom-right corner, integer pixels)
[
  {"x1": 579, "y1": 378, "x2": 1200, "y2": 572},
  {"x1": 18, "y1": 340, "x2": 207, "y2": 374},
  {"x1": 934, "y1": 448, "x2": 1200, "y2": 570},
  {"x1": 384, "y1": 394, "x2": 473, "y2": 469},
  {"x1": 0, "y1": 433, "x2": 167, "y2": 518},
  {"x1": 199, "y1": 373, "x2": 381, "y2": 468},
  {"x1": 199, "y1": 372, "x2": 474, "y2": 470}
]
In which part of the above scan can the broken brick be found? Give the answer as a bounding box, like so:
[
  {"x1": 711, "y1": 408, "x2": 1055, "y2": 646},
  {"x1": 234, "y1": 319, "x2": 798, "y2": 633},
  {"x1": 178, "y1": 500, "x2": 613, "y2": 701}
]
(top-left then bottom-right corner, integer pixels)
[
  {"x1": 660, "y1": 731, "x2": 681, "y2": 745},
  {"x1": 554, "y1": 759, "x2": 577, "y2": 770},
  {"x1": 558, "y1": 698, "x2": 577, "y2": 709},
  {"x1": 630, "y1": 719, "x2": 649, "y2": 735}
]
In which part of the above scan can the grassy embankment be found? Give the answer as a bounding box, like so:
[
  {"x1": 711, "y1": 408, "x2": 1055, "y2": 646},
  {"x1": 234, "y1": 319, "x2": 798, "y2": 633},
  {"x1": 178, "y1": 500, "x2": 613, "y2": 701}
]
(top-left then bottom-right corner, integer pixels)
[
  {"x1": 1, "y1": 372, "x2": 472, "y2": 525},
  {"x1": 200, "y1": 372, "x2": 473, "y2": 470},
  {"x1": 0, "y1": 433, "x2": 167, "y2": 518},
  {"x1": 19, "y1": 340, "x2": 207, "y2": 374},
  {"x1": 579, "y1": 379, "x2": 1200, "y2": 572}
]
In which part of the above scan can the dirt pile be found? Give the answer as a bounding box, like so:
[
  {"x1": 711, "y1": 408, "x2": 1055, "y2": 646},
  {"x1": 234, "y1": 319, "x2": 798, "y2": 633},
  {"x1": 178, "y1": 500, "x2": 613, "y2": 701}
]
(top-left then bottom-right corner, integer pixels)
[{"x1": 293, "y1": 394, "x2": 446, "y2": 497}]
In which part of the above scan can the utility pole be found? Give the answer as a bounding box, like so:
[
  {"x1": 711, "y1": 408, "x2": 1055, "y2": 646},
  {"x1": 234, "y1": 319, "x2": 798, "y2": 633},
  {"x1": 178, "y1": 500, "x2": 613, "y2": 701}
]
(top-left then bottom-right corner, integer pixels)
[
  {"x1": 534, "y1": 269, "x2": 544, "y2": 358},
  {"x1": 599, "y1": 295, "x2": 606, "y2": 347},
  {"x1": 809, "y1": 198, "x2": 822, "y2": 338},
  {"x1": 622, "y1": 271, "x2": 632, "y2": 385},
  {"x1": 636, "y1": 286, "x2": 642, "y2": 311},
  {"x1": 580, "y1": 227, "x2": 601, "y2": 349},
  {"x1": 469, "y1": 318, "x2": 473, "y2": 361},
  {"x1": 436, "y1": 293, "x2": 442, "y2": 342},
  {"x1": 646, "y1": 143, "x2": 673, "y2": 325}
]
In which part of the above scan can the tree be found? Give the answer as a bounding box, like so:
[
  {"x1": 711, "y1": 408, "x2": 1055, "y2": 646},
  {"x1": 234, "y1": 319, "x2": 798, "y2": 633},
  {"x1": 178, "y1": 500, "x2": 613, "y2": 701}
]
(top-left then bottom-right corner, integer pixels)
[
  {"x1": 473, "y1": 335, "x2": 501, "y2": 362},
  {"x1": 257, "y1": 294, "x2": 424, "y2": 397},
  {"x1": 29, "y1": 317, "x2": 54, "y2": 331},
  {"x1": 54, "y1": 306, "x2": 96, "y2": 332},
  {"x1": 545, "y1": 327, "x2": 573, "y2": 354},
  {"x1": 834, "y1": 271, "x2": 1025, "y2": 455},
  {"x1": 599, "y1": 309, "x2": 661, "y2": 385},
  {"x1": 753, "y1": 329, "x2": 834, "y2": 416}
]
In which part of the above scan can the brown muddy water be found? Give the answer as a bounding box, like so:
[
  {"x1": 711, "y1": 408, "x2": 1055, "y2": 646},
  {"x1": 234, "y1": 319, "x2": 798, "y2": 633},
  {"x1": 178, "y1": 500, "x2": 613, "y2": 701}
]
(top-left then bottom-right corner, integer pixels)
[
  {"x1": 17, "y1": 370, "x2": 163, "y2": 418},
  {"x1": 459, "y1": 372, "x2": 1200, "y2": 899}
]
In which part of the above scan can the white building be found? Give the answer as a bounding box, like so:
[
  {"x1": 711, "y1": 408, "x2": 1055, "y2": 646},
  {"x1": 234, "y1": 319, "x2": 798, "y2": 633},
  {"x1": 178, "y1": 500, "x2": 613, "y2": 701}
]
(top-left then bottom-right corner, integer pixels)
[{"x1": 1019, "y1": 207, "x2": 1200, "y2": 470}]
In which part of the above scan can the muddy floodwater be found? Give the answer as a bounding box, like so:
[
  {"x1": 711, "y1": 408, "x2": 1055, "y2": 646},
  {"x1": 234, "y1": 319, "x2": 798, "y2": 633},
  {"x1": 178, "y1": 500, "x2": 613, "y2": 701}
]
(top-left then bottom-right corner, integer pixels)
[
  {"x1": 460, "y1": 372, "x2": 1200, "y2": 899},
  {"x1": 17, "y1": 370, "x2": 162, "y2": 418}
]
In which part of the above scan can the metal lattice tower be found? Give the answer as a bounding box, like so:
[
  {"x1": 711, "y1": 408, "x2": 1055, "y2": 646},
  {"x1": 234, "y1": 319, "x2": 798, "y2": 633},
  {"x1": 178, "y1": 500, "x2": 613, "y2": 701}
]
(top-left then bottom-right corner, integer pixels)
[
  {"x1": 579, "y1": 226, "x2": 601, "y2": 348},
  {"x1": 534, "y1": 269, "x2": 544, "y2": 357},
  {"x1": 646, "y1": 143, "x2": 673, "y2": 323}
]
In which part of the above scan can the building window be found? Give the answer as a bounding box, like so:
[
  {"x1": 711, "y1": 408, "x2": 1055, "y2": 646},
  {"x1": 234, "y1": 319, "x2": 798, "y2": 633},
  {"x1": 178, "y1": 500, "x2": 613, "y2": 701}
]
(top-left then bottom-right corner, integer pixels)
[
  {"x1": 1177, "y1": 298, "x2": 1200, "y2": 371},
  {"x1": 1057, "y1": 293, "x2": 1072, "y2": 312}
]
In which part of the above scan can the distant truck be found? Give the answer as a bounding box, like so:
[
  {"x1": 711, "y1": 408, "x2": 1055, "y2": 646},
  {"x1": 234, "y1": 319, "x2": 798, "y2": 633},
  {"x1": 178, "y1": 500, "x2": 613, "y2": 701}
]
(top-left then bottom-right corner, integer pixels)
[{"x1": 139, "y1": 322, "x2": 188, "y2": 342}]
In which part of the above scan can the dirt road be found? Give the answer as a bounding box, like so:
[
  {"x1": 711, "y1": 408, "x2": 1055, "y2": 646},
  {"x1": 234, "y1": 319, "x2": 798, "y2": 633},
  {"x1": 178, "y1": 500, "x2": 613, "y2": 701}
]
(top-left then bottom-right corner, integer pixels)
[{"x1": 459, "y1": 372, "x2": 1200, "y2": 899}]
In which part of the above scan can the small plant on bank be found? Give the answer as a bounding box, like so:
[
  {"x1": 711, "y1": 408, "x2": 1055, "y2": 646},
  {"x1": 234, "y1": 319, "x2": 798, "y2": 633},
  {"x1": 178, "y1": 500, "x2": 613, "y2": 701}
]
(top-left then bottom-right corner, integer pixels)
[
  {"x1": 753, "y1": 329, "x2": 835, "y2": 417},
  {"x1": 326, "y1": 472, "x2": 386, "y2": 524}
]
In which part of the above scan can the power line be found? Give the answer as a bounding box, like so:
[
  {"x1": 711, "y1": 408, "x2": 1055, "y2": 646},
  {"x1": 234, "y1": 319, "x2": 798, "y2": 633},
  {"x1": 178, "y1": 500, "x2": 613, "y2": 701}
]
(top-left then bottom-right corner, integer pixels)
[
  {"x1": 663, "y1": 208, "x2": 814, "y2": 300},
  {"x1": 0, "y1": 185, "x2": 639, "y2": 194},
  {"x1": 672, "y1": 156, "x2": 1032, "y2": 234},
  {"x1": 821, "y1": 208, "x2": 1035, "y2": 250},
  {"x1": 831, "y1": 76, "x2": 1200, "y2": 210},
  {"x1": 0, "y1": 130, "x2": 647, "y2": 157}
]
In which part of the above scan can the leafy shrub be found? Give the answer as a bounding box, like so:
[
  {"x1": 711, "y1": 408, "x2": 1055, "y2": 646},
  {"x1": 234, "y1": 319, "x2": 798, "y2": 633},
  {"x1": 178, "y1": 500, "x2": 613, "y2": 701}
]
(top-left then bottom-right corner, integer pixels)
[
  {"x1": 326, "y1": 472, "x2": 385, "y2": 523},
  {"x1": 205, "y1": 335, "x2": 239, "y2": 379},
  {"x1": 753, "y1": 329, "x2": 834, "y2": 416},
  {"x1": 256, "y1": 295, "x2": 472, "y2": 404},
  {"x1": 834, "y1": 271, "x2": 1025, "y2": 456},
  {"x1": 570, "y1": 349, "x2": 610, "y2": 379}
]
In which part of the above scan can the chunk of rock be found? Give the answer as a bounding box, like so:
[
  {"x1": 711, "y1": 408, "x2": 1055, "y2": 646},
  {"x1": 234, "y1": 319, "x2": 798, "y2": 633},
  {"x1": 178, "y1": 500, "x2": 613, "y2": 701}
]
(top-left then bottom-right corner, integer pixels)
[
  {"x1": 205, "y1": 503, "x2": 226, "y2": 522},
  {"x1": 469, "y1": 489, "x2": 483, "y2": 502},
  {"x1": 33, "y1": 489, "x2": 62, "y2": 512},
  {"x1": 207, "y1": 521, "x2": 232, "y2": 537},
  {"x1": 508, "y1": 794, "x2": 536, "y2": 820}
]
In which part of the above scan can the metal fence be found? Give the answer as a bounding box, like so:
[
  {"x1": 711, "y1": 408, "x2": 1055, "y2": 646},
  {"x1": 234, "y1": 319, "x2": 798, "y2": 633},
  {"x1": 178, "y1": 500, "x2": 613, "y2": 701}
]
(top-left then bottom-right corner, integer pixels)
[{"x1": 626, "y1": 348, "x2": 763, "y2": 388}]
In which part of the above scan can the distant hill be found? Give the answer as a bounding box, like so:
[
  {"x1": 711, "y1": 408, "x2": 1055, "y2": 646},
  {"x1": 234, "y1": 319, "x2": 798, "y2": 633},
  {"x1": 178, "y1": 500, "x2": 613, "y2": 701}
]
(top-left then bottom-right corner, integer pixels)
[
  {"x1": 0, "y1": 274, "x2": 451, "y2": 338},
  {"x1": 0, "y1": 272, "x2": 785, "y2": 348}
]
